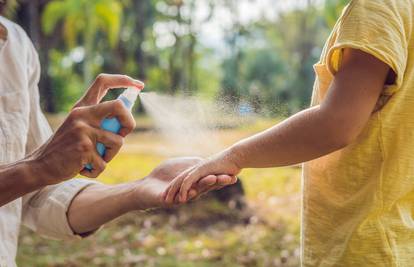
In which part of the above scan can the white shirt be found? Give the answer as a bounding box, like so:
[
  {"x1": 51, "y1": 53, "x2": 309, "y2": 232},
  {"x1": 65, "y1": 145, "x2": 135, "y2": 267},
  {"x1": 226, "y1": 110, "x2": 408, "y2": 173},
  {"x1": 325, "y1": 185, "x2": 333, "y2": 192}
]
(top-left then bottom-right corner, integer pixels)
[{"x1": 0, "y1": 16, "x2": 97, "y2": 267}]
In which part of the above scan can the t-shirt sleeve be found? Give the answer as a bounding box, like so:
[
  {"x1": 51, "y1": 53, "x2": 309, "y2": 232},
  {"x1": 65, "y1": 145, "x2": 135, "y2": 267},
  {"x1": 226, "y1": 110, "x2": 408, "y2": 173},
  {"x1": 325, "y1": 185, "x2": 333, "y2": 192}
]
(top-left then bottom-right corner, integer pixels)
[{"x1": 327, "y1": 0, "x2": 408, "y2": 95}]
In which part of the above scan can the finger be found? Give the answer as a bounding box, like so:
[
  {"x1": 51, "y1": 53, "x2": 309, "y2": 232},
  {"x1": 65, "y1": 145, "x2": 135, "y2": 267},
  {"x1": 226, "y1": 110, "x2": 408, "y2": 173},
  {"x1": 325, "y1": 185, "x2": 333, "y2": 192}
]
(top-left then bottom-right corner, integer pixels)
[
  {"x1": 94, "y1": 129, "x2": 124, "y2": 162},
  {"x1": 230, "y1": 175, "x2": 238, "y2": 184},
  {"x1": 179, "y1": 170, "x2": 205, "y2": 203},
  {"x1": 175, "y1": 187, "x2": 198, "y2": 203},
  {"x1": 174, "y1": 192, "x2": 181, "y2": 204},
  {"x1": 188, "y1": 189, "x2": 197, "y2": 199},
  {"x1": 198, "y1": 175, "x2": 218, "y2": 187},
  {"x1": 214, "y1": 175, "x2": 238, "y2": 190},
  {"x1": 118, "y1": 111, "x2": 136, "y2": 137},
  {"x1": 216, "y1": 174, "x2": 235, "y2": 186},
  {"x1": 194, "y1": 175, "x2": 218, "y2": 195},
  {"x1": 76, "y1": 74, "x2": 144, "y2": 107},
  {"x1": 165, "y1": 174, "x2": 186, "y2": 205},
  {"x1": 164, "y1": 168, "x2": 194, "y2": 205},
  {"x1": 88, "y1": 100, "x2": 136, "y2": 135},
  {"x1": 186, "y1": 189, "x2": 198, "y2": 202},
  {"x1": 194, "y1": 175, "x2": 235, "y2": 197},
  {"x1": 80, "y1": 151, "x2": 107, "y2": 178}
]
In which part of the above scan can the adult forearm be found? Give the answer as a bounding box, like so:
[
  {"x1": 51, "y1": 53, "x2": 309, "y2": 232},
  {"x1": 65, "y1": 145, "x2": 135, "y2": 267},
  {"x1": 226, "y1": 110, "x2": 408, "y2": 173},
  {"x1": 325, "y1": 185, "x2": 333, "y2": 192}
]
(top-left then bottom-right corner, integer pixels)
[
  {"x1": 230, "y1": 106, "x2": 349, "y2": 169},
  {"x1": 0, "y1": 160, "x2": 44, "y2": 207},
  {"x1": 67, "y1": 182, "x2": 138, "y2": 235}
]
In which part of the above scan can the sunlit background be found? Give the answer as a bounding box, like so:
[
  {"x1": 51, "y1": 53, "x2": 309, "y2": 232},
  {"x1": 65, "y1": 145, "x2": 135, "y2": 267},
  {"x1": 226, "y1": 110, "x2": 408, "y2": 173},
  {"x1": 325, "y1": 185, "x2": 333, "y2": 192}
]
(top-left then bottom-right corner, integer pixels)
[{"x1": 5, "y1": 0, "x2": 347, "y2": 266}]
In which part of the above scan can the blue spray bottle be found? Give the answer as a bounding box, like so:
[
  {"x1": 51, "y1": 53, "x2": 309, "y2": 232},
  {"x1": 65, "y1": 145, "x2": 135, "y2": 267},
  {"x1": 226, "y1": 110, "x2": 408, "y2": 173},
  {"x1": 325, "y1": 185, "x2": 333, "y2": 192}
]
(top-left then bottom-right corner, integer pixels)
[{"x1": 85, "y1": 87, "x2": 140, "y2": 171}]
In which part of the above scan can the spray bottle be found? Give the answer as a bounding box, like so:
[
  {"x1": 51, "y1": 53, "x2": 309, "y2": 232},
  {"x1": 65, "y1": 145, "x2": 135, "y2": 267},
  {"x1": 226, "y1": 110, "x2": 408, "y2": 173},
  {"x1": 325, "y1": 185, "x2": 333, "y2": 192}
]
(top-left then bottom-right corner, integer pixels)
[{"x1": 85, "y1": 87, "x2": 140, "y2": 171}]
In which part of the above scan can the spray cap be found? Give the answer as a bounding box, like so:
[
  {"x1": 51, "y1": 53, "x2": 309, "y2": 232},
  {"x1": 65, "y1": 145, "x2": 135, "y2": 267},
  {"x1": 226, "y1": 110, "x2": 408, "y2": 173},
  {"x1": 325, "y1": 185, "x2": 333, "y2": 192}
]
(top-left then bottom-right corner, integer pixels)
[
  {"x1": 122, "y1": 87, "x2": 140, "y2": 102},
  {"x1": 118, "y1": 87, "x2": 141, "y2": 110}
]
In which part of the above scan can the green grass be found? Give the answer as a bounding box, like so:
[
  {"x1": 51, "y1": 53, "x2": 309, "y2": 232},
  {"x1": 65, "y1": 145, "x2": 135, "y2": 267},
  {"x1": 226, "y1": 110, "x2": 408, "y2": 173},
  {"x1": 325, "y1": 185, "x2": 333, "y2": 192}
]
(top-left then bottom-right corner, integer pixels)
[{"x1": 16, "y1": 117, "x2": 302, "y2": 267}]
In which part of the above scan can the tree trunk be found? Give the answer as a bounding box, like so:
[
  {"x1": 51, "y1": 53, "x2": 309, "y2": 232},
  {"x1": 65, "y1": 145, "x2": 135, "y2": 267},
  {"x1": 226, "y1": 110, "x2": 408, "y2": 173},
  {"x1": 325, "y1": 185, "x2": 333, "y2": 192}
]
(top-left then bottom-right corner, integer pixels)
[
  {"x1": 83, "y1": 5, "x2": 95, "y2": 86},
  {"x1": 133, "y1": 0, "x2": 147, "y2": 81},
  {"x1": 15, "y1": 0, "x2": 56, "y2": 113}
]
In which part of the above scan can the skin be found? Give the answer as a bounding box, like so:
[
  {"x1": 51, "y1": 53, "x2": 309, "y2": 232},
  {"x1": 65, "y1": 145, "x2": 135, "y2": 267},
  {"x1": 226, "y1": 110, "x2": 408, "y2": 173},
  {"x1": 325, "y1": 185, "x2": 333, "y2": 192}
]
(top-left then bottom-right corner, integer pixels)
[
  {"x1": 68, "y1": 157, "x2": 237, "y2": 234},
  {"x1": 0, "y1": 73, "x2": 235, "y2": 235},
  {"x1": 164, "y1": 48, "x2": 393, "y2": 204},
  {"x1": 0, "y1": 21, "x2": 6, "y2": 40}
]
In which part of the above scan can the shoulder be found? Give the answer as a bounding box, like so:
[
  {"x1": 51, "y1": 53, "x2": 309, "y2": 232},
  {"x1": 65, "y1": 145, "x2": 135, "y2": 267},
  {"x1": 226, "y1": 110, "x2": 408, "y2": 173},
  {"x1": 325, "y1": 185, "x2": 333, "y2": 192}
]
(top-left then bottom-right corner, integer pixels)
[
  {"x1": 349, "y1": 0, "x2": 413, "y2": 12},
  {"x1": 345, "y1": 0, "x2": 413, "y2": 36},
  {"x1": 0, "y1": 17, "x2": 41, "y2": 83},
  {"x1": 0, "y1": 16, "x2": 38, "y2": 58},
  {"x1": 0, "y1": 16, "x2": 40, "y2": 68},
  {"x1": 0, "y1": 16, "x2": 31, "y2": 43}
]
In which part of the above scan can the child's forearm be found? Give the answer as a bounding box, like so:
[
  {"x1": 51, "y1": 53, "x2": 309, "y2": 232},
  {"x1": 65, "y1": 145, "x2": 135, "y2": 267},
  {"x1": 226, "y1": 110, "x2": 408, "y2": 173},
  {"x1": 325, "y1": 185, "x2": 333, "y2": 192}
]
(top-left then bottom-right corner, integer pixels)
[
  {"x1": 227, "y1": 49, "x2": 391, "y2": 170},
  {"x1": 229, "y1": 105, "x2": 351, "y2": 169}
]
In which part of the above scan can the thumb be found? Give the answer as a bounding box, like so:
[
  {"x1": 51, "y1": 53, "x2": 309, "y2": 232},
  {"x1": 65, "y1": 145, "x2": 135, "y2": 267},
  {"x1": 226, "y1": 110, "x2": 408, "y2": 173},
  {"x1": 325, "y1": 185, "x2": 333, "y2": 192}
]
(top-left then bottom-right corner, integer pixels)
[{"x1": 74, "y1": 74, "x2": 144, "y2": 108}]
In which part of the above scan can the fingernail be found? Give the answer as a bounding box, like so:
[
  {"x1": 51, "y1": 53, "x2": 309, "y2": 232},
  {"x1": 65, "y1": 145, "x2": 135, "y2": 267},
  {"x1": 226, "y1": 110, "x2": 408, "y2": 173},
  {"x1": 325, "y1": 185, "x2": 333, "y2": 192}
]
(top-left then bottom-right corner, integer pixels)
[{"x1": 189, "y1": 191, "x2": 196, "y2": 199}]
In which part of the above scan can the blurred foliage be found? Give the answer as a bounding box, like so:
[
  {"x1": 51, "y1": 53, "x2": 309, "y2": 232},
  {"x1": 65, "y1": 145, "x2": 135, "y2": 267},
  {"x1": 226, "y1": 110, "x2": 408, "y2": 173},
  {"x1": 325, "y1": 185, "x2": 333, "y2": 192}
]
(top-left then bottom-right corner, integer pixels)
[
  {"x1": 42, "y1": 0, "x2": 123, "y2": 84},
  {"x1": 325, "y1": 0, "x2": 349, "y2": 27},
  {"x1": 8, "y1": 0, "x2": 348, "y2": 114}
]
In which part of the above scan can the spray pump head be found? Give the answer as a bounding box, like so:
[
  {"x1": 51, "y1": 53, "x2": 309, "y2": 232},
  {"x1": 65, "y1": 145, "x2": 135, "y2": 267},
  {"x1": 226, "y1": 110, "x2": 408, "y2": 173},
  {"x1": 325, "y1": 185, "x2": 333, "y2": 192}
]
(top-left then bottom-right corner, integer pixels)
[
  {"x1": 118, "y1": 87, "x2": 141, "y2": 110},
  {"x1": 122, "y1": 87, "x2": 140, "y2": 103}
]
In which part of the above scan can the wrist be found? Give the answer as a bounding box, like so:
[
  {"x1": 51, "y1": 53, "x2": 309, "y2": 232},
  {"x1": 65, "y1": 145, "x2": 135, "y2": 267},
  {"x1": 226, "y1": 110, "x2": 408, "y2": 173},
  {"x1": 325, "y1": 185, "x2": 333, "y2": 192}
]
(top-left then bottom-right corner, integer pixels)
[
  {"x1": 0, "y1": 159, "x2": 45, "y2": 207},
  {"x1": 127, "y1": 178, "x2": 162, "y2": 211},
  {"x1": 113, "y1": 182, "x2": 140, "y2": 213},
  {"x1": 225, "y1": 144, "x2": 245, "y2": 172},
  {"x1": 109, "y1": 180, "x2": 156, "y2": 213},
  {"x1": 14, "y1": 159, "x2": 45, "y2": 191},
  {"x1": 23, "y1": 157, "x2": 54, "y2": 187}
]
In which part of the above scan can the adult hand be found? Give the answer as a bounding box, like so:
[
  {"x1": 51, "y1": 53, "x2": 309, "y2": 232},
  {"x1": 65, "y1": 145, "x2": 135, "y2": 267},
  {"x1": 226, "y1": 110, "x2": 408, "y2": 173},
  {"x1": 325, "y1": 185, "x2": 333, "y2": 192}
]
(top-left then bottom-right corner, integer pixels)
[
  {"x1": 163, "y1": 149, "x2": 241, "y2": 205},
  {"x1": 130, "y1": 157, "x2": 238, "y2": 210},
  {"x1": 27, "y1": 74, "x2": 144, "y2": 185}
]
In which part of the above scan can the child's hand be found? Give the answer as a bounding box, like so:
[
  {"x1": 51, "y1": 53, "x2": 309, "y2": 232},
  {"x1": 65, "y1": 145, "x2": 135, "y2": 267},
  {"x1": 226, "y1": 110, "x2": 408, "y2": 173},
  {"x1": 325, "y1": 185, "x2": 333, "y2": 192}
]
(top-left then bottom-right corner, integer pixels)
[{"x1": 163, "y1": 150, "x2": 242, "y2": 204}]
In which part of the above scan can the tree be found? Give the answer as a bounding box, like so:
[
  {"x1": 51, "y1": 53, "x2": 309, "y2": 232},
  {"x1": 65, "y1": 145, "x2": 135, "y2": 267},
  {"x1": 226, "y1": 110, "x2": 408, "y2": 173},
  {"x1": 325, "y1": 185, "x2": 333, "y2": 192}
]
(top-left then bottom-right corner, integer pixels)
[
  {"x1": 42, "y1": 0, "x2": 123, "y2": 85},
  {"x1": 14, "y1": 0, "x2": 58, "y2": 113},
  {"x1": 220, "y1": 0, "x2": 248, "y2": 103},
  {"x1": 324, "y1": 0, "x2": 349, "y2": 27}
]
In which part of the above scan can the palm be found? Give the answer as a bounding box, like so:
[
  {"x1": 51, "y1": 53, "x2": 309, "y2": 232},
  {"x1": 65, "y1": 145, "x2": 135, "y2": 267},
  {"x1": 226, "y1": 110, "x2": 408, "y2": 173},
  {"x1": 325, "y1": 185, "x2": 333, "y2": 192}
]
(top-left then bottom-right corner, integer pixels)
[{"x1": 132, "y1": 158, "x2": 203, "y2": 209}]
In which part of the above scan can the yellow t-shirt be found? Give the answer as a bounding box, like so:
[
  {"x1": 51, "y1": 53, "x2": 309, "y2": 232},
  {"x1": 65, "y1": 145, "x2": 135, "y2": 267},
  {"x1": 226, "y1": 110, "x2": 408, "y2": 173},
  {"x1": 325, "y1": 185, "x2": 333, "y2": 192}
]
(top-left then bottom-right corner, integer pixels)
[{"x1": 303, "y1": 0, "x2": 414, "y2": 266}]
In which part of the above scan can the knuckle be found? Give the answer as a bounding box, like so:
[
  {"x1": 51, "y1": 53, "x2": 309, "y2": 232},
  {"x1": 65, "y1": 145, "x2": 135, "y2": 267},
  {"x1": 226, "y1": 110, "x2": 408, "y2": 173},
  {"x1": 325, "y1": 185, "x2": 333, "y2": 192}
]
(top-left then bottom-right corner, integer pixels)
[
  {"x1": 96, "y1": 73, "x2": 107, "y2": 83},
  {"x1": 126, "y1": 117, "x2": 136, "y2": 132},
  {"x1": 113, "y1": 99, "x2": 125, "y2": 112},
  {"x1": 95, "y1": 74, "x2": 110, "y2": 88},
  {"x1": 89, "y1": 172, "x2": 99, "y2": 178},
  {"x1": 98, "y1": 161, "x2": 107, "y2": 172},
  {"x1": 69, "y1": 107, "x2": 83, "y2": 119},
  {"x1": 120, "y1": 75, "x2": 131, "y2": 83},
  {"x1": 77, "y1": 139, "x2": 92, "y2": 153},
  {"x1": 115, "y1": 136, "x2": 124, "y2": 147},
  {"x1": 71, "y1": 120, "x2": 87, "y2": 133}
]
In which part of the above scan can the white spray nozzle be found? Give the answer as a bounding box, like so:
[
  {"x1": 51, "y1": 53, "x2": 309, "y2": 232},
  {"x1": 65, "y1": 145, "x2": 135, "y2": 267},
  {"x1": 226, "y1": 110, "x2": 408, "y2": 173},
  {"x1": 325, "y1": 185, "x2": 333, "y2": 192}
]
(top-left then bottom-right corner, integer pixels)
[{"x1": 121, "y1": 87, "x2": 140, "y2": 104}]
